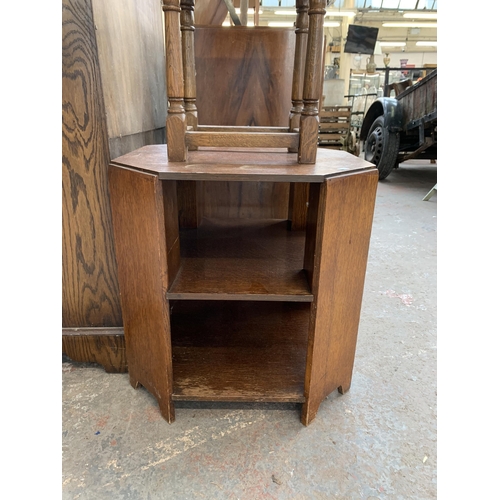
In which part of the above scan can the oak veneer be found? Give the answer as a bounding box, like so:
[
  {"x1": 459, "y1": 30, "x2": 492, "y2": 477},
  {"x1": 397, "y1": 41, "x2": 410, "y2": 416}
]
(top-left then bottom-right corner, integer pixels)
[{"x1": 108, "y1": 145, "x2": 378, "y2": 425}]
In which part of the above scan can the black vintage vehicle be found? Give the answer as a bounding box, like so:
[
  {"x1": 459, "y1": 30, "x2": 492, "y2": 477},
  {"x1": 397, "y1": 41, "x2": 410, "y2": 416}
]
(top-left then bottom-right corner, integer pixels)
[{"x1": 359, "y1": 69, "x2": 437, "y2": 180}]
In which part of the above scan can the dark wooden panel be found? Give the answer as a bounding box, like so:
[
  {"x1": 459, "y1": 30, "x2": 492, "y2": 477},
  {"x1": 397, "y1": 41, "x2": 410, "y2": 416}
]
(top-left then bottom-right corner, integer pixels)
[
  {"x1": 201, "y1": 181, "x2": 289, "y2": 220},
  {"x1": 170, "y1": 301, "x2": 310, "y2": 402},
  {"x1": 111, "y1": 145, "x2": 375, "y2": 182},
  {"x1": 167, "y1": 218, "x2": 312, "y2": 301},
  {"x1": 301, "y1": 170, "x2": 379, "y2": 425},
  {"x1": 108, "y1": 166, "x2": 175, "y2": 422},
  {"x1": 194, "y1": 27, "x2": 295, "y2": 126},
  {"x1": 177, "y1": 180, "x2": 204, "y2": 228},
  {"x1": 62, "y1": 328, "x2": 127, "y2": 373},
  {"x1": 62, "y1": 0, "x2": 122, "y2": 327},
  {"x1": 288, "y1": 183, "x2": 310, "y2": 231}
]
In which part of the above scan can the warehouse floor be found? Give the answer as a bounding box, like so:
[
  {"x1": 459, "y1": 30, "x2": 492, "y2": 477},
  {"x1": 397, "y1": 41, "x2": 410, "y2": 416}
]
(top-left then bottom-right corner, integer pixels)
[{"x1": 62, "y1": 159, "x2": 437, "y2": 500}]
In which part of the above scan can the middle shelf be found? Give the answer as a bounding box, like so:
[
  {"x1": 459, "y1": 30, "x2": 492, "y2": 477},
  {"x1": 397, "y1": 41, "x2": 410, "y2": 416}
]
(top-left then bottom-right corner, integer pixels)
[{"x1": 167, "y1": 218, "x2": 313, "y2": 302}]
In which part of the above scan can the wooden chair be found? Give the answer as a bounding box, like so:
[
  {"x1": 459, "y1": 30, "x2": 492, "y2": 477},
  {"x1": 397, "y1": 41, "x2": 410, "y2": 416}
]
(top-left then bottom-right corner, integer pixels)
[{"x1": 162, "y1": 0, "x2": 327, "y2": 164}]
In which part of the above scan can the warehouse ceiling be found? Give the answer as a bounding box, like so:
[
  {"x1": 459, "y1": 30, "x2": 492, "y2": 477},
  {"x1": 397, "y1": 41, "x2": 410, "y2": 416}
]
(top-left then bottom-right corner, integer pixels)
[{"x1": 217, "y1": 0, "x2": 437, "y2": 53}]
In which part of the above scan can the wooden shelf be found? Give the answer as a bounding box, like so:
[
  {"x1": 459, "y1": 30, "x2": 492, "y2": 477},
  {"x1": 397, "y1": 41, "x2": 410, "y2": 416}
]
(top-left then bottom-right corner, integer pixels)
[
  {"x1": 170, "y1": 300, "x2": 309, "y2": 402},
  {"x1": 167, "y1": 218, "x2": 313, "y2": 302}
]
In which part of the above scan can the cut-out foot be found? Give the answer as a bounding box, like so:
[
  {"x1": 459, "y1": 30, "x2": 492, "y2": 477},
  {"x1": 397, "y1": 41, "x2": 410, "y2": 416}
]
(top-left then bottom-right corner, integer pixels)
[
  {"x1": 129, "y1": 374, "x2": 142, "y2": 389},
  {"x1": 338, "y1": 382, "x2": 351, "y2": 395}
]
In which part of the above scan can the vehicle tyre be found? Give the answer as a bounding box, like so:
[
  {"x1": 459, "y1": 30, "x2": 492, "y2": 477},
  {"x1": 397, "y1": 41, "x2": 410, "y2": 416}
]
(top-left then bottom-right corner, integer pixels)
[{"x1": 364, "y1": 116, "x2": 400, "y2": 180}]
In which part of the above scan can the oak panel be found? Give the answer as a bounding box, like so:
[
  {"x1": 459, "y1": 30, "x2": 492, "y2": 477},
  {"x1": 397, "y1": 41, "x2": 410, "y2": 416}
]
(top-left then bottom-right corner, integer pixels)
[
  {"x1": 108, "y1": 166, "x2": 175, "y2": 422},
  {"x1": 62, "y1": 328, "x2": 127, "y2": 373},
  {"x1": 62, "y1": 0, "x2": 122, "y2": 327},
  {"x1": 302, "y1": 170, "x2": 379, "y2": 425}
]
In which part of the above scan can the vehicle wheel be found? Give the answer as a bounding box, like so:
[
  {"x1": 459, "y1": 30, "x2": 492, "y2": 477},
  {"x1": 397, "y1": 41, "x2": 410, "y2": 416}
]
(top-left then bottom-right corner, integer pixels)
[{"x1": 364, "y1": 116, "x2": 400, "y2": 180}]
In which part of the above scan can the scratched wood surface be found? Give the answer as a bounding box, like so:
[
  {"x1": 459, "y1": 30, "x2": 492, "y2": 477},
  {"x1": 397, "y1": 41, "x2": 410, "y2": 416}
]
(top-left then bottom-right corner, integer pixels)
[{"x1": 62, "y1": 0, "x2": 122, "y2": 328}]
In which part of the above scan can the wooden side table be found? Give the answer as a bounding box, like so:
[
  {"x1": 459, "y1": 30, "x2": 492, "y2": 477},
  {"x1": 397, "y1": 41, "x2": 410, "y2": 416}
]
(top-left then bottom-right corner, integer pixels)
[{"x1": 108, "y1": 145, "x2": 378, "y2": 425}]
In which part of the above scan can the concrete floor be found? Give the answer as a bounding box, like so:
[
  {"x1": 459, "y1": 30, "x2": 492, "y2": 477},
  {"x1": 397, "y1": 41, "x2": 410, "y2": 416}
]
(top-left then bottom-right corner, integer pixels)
[{"x1": 62, "y1": 160, "x2": 437, "y2": 500}]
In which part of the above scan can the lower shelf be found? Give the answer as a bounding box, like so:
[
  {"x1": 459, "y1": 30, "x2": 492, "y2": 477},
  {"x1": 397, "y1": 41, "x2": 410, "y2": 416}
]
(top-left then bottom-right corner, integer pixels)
[{"x1": 170, "y1": 300, "x2": 310, "y2": 403}]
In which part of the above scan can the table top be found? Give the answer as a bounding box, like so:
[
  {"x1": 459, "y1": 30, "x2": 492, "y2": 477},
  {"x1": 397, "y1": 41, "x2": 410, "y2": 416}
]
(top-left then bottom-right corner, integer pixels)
[{"x1": 110, "y1": 145, "x2": 375, "y2": 182}]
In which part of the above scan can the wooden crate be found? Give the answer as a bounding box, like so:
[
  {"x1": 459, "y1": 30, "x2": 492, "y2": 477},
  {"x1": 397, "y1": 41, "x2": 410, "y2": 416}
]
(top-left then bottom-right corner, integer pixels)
[{"x1": 318, "y1": 105, "x2": 352, "y2": 150}]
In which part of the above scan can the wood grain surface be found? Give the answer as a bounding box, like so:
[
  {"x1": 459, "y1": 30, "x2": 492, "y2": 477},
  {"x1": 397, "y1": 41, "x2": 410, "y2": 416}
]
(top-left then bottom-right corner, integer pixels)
[
  {"x1": 193, "y1": 0, "x2": 227, "y2": 25},
  {"x1": 167, "y1": 219, "x2": 312, "y2": 301},
  {"x1": 110, "y1": 144, "x2": 375, "y2": 182},
  {"x1": 194, "y1": 27, "x2": 295, "y2": 127},
  {"x1": 62, "y1": 0, "x2": 122, "y2": 327},
  {"x1": 92, "y1": 0, "x2": 167, "y2": 139},
  {"x1": 288, "y1": 183, "x2": 310, "y2": 231},
  {"x1": 186, "y1": 131, "x2": 299, "y2": 149},
  {"x1": 62, "y1": 328, "x2": 127, "y2": 373},
  {"x1": 170, "y1": 301, "x2": 310, "y2": 402},
  {"x1": 200, "y1": 181, "x2": 289, "y2": 220},
  {"x1": 301, "y1": 169, "x2": 378, "y2": 425},
  {"x1": 108, "y1": 166, "x2": 175, "y2": 422}
]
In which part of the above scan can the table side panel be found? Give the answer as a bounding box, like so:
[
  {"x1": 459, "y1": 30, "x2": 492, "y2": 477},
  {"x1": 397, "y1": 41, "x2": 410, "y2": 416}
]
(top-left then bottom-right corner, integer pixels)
[
  {"x1": 302, "y1": 169, "x2": 378, "y2": 425},
  {"x1": 108, "y1": 165, "x2": 175, "y2": 422}
]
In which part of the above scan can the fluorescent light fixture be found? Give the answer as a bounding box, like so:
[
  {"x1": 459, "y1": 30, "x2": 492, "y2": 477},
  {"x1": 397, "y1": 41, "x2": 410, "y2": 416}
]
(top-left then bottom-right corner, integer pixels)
[
  {"x1": 268, "y1": 21, "x2": 294, "y2": 27},
  {"x1": 379, "y1": 42, "x2": 406, "y2": 47},
  {"x1": 275, "y1": 10, "x2": 354, "y2": 17},
  {"x1": 324, "y1": 22, "x2": 341, "y2": 27},
  {"x1": 326, "y1": 11, "x2": 355, "y2": 17},
  {"x1": 382, "y1": 22, "x2": 437, "y2": 28},
  {"x1": 403, "y1": 12, "x2": 437, "y2": 19},
  {"x1": 416, "y1": 41, "x2": 438, "y2": 46}
]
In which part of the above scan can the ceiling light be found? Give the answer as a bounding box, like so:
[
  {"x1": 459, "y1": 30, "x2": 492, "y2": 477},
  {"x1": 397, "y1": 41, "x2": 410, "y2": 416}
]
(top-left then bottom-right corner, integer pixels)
[
  {"x1": 382, "y1": 22, "x2": 437, "y2": 28},
  {"x1": 403, "y1": 12, "x2": 437, "y2": 19},
  {"x1": 416, "y1": 41, "x2": 438, "y2": 46},
  {"x1": 378, "y1": 42, "x2": 406, "y2": 47}
]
